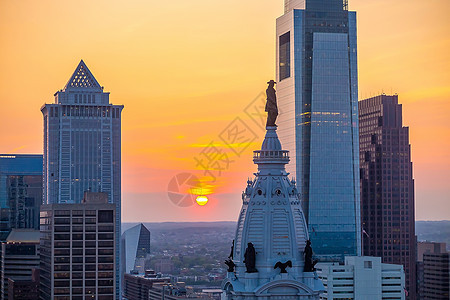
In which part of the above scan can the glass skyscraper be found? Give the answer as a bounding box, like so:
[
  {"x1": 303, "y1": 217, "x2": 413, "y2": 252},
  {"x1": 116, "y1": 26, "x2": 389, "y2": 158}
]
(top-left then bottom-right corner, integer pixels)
[
  {"x1": 276, "y1": 0, "x2": 361, "y2": 260},
  {"x1": 0, "y1": 154, "x2": 43, "y2": 240},
  {"x1": 121, "y1": 224, "x2": 151, "y2": 276},
  {"x1": 41, "y1": 60, "x2": 123, "y2": 298}
]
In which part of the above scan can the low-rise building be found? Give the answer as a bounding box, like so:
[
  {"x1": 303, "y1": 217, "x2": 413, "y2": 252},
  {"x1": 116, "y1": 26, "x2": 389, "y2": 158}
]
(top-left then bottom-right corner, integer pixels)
[
  {"x1": 7, "y1": 268, "x2": 39, "y2": 300},
  {"x1": 316, "y1": 256, "x2": 405, "y2": 300},
  {"x1": 154, "y1": 258, "x2": 175, "y2": 274},
  {"x1": 123, "y1": 270, "x2": 169, "y2": 300},
  {"x1": 0, "y1": 229, "x2": 40, "y2": 300},
  {"x1": 0, "y1": 229, "x2": 39, "y2": 300},
  {"x1": 417, "y1": 242, "x2": 449, "y2": 299},
  {"x1": 123, "y1": 271, "x2": 218, "y2": 300},
  {"x1": 149, "y1": 282, "x2": 217, "y2": 300}
]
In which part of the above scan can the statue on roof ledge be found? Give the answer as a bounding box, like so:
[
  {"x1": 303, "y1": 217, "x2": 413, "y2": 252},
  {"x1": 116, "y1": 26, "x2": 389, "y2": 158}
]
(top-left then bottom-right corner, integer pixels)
[
  {"x1": 225, "y1": 258, "x2": 236, "y2": 272},
  {"x1": 265, "y1": 80, "x2": 278, "y2": 127},
  {"x1": 244, "y1": 242, "x2": 258, "y2": 273},
  {"x1": 304, "y1": 240, "x2": 318, "y2": 272}
]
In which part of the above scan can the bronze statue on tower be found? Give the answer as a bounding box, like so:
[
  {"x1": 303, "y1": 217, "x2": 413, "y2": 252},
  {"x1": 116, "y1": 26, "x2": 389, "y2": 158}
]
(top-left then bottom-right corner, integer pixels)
[{"x1": 265, "y1": 80, "x2": 278, "y2": 127}]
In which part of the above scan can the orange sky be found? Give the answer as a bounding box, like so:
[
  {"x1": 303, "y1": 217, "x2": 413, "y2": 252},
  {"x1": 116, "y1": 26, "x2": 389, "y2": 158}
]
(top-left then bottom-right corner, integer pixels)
[{"x1": 0, "y1": 0, "x2": 448, "y2": 222}]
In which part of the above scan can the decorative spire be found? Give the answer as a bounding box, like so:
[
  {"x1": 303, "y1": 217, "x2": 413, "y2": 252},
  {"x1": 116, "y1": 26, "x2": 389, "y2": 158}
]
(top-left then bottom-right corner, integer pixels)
[
  {"x1": 63, "y1": 60, "x2": 102, "y2": 91},
  {"x1": 253, "y1": 126, "x2": 289, "y2": 166}
]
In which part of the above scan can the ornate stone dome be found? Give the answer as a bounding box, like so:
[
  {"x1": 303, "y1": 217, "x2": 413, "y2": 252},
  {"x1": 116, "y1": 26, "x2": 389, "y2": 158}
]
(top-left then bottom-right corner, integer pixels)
[{"x1": 222, "y1": 126, "x2": 324, "y2": 299}]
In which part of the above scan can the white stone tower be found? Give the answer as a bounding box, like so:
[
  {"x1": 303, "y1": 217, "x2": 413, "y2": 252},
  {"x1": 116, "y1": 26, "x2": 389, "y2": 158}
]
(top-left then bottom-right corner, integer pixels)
[{"x1": 222, "y1": 126, "x2": 324, "y2": 299}]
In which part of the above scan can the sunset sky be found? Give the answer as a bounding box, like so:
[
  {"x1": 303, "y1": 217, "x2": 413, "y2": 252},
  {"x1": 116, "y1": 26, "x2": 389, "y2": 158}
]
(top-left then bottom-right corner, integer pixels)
[{"x1": 0, "y1": 0, "x2": 448, "y2": 222}]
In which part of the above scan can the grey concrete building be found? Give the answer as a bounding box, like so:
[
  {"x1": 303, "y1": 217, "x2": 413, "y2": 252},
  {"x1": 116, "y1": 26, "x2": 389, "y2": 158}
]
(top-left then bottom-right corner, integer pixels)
[{"x1": 417, "y1": 242, "x2": 449, "y2": 299}]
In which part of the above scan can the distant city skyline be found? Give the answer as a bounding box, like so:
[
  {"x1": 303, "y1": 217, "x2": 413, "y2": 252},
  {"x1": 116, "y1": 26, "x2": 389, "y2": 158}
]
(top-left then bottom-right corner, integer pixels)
[{"x1": 0, "y1": 0, "x2": 448, "y2": 222}]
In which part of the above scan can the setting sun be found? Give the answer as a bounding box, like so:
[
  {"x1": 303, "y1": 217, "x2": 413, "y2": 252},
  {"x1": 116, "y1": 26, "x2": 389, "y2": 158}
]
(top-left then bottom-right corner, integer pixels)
[{"x1": 196, "y1": 195, "x2": 208, "y2": 206}]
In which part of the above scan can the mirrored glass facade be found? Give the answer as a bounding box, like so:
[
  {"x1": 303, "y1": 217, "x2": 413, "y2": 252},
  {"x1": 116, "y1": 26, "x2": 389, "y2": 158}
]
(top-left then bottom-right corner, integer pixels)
[
  {"x1": 276, "y1": 0, "x2": 360, "y2": 260},
  {"x1": 0, "y1": 155, "x2": 43, "y2": 240},
  {"x1": 279, "y1": 32, "x2": 291, "y2": 81},
  {"x1": 121, "y1": 223, "x2": 151, "y2": 278}
]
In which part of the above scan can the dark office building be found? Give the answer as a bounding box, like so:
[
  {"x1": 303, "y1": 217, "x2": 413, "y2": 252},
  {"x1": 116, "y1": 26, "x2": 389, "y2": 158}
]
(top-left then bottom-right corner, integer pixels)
[
  {"x1": 0, "y1": 155, "x2": 43, "y2": 240},
  {"x1": 359, "y1": 94, "x2": 416, "y2": 299},
  {"x1": 417, "y1": 242, "x2": 449, "y2": 300},
  {"x1": 39, "y1": 192, "x2": 116, "y2": 300},
  {"x1": 0, "y1": 229, "x2": 40, "y2": 300},
  {"x1": 7, "y1": 268, "x2": 39, "y2": 300}
]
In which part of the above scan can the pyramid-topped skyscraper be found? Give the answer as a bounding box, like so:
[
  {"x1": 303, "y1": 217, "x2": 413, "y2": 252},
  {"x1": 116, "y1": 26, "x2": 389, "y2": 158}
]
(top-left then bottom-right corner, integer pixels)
[
  {"x1": 221, "y1": 125, "x2": 324, "y2": 299},
  {"x1": 63, "y1": 59, "x2": 102, "y2": 90},
  {"x1": 41, "y1": 60, "x2": 123, "y2": 298},
  {"x1": 41, "y1": 60, "x2": 123, "y2": 206}
]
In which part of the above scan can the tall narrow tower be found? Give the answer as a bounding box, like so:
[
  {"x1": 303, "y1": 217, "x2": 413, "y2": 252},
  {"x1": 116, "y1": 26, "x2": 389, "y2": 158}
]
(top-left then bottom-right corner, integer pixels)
[
  {"x1": 359, "y1": 94, "x2": 416, "y2": 299},
  {"x1": 222, "y1": 126, "x2": 324, "y2": 299},
  {"x1": 41, "y1": 60, "x2": 123, "y2": 206},
  {"x1": 41, "y1": 60, "x2": 123, "y2": 298},
  {"x1": 276, "y1": 0, "x2": 361, "y2": 260}
]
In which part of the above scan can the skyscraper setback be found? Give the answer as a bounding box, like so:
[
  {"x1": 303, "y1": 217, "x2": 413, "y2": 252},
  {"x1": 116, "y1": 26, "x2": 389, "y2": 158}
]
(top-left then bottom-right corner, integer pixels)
[
  {"x1": 276, "y1": 0, "x2": 361, "y2": 260},
  {"x1": 359, "y1": 94, "x2": 416, "y2": 299},
  {"x1": 41, "y1": 60, "x2": 123, "y2": 298}
]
